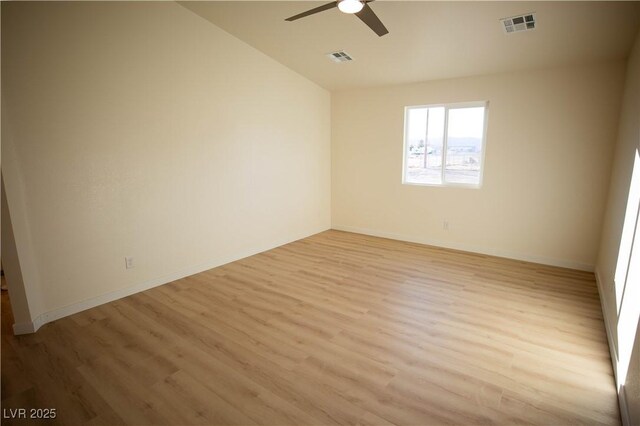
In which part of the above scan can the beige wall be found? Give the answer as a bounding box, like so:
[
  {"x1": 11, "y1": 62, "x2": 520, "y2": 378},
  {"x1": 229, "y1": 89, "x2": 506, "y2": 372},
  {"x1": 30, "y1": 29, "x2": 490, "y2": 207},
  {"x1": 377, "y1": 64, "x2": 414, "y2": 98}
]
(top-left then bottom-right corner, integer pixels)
[
  {"x1": 596, "y1": 29, "x2": 640, "y2": 425},
  {"x1": 1, "y1": 2, "x2": 330, "y2": 327},
  {"x1": 332, "y1": 63, "x2": 625, "y2": 270}
]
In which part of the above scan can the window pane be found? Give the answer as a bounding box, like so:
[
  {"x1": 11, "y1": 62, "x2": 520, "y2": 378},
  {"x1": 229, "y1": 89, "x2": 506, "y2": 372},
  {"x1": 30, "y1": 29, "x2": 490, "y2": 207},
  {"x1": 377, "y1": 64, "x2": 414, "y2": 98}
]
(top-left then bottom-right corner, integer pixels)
[
  {"x1": 445, "y1": 107, "x2": 485, "y2": 185},
  {"x1": 405, "y1": 107, "x2": 444, "y2": 184}
]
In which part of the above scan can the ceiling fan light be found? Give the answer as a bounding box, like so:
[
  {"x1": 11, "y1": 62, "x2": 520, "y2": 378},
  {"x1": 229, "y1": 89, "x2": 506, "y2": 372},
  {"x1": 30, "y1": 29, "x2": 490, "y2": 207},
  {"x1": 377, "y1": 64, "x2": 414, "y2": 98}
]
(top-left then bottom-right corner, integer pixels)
[{"x1": 338, "y1": 0, "x2": 364, "y2": 14}]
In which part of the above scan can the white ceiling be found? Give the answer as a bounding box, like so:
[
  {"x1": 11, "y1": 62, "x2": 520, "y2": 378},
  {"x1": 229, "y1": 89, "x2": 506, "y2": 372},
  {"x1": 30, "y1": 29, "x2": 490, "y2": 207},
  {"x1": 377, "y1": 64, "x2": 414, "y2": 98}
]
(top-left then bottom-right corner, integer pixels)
[{"x1": 180, "y1": 1, "x2": 640, "y2": 91}]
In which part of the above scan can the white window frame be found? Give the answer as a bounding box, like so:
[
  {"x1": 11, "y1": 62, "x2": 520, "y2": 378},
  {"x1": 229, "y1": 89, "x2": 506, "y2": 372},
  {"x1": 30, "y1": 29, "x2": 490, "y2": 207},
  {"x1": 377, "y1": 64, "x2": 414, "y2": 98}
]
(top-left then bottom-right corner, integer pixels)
[{"x1": 402, "y1": 101, "x2": 489, "y2": 188}]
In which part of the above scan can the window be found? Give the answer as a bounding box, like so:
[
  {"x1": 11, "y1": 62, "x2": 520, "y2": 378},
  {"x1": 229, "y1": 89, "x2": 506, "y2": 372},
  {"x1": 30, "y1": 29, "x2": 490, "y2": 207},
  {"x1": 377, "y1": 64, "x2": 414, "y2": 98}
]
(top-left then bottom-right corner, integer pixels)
[{"x1": 403, "y1": 102, "x2": 488, "y2": 187}]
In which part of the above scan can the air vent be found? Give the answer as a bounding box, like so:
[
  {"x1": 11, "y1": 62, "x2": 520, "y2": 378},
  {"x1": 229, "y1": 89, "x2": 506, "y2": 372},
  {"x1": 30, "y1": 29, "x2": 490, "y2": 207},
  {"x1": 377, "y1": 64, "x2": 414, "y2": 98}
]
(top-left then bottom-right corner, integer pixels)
[
  {"x1": 501, "y1": 13, "x2": 536, "y2": 34},
  {"x1": 327, "y1": 51, "x2": 353, "y2": 63}
]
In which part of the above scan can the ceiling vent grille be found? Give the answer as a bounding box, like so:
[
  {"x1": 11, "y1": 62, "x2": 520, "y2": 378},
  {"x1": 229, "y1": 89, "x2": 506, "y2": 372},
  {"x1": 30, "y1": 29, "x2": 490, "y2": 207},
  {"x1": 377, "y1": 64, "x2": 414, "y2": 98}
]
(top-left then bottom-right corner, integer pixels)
[
  {"x1": 327, "y1": 51, "x2": 353, "y2": 63},
  {"x1": 501, "y1": 13, "x2": 536, "y2": 33}
]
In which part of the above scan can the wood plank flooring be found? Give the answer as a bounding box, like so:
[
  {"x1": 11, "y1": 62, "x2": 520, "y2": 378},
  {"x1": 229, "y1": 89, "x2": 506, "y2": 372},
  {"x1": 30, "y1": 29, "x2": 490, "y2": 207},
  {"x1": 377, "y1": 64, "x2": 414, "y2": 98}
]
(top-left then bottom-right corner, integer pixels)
[{"x1": 1, "y1": 230, "x2": 619, "y2": 425}]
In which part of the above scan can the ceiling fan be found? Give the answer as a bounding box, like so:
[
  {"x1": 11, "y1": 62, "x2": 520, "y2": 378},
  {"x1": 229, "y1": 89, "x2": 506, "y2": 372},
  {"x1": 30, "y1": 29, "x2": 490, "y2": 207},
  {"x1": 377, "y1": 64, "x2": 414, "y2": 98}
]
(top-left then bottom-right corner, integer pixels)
[{"x1": 285, "y1": 0, "x2": 389, "y2": 37}]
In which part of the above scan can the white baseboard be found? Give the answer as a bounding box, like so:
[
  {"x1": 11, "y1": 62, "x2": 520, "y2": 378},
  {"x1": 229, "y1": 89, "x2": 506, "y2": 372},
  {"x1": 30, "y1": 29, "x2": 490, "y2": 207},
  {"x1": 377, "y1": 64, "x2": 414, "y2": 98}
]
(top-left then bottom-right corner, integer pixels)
[
  {"x1": 12, "y1": 318, "x2": 40, "y2": 335},
  {"x1": 13, "y1": 226, "x2": 330, "y2": 335},
  {"x1": 594, "y1": 268, "x2": 631, "y2": 426},
  {"x1": 12, "y1": 322, "x2": 34, "y2": 335},
  {"x1": 594, "y1": 268, "x2": 619, "y2": 373},
  {"x1": 332, "y1": 225, "x2": 594, "y2": 272},
  {"x1": 619, "y1": 385, "x2": 631, "y2": 426}
]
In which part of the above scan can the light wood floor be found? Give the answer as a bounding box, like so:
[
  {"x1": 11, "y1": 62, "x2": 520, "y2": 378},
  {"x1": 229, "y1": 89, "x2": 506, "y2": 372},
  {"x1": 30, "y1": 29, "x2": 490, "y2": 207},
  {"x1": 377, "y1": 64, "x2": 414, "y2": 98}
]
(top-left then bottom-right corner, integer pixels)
[{"x1": 1, "y1": 230, "x2": 619, "y2": 425}]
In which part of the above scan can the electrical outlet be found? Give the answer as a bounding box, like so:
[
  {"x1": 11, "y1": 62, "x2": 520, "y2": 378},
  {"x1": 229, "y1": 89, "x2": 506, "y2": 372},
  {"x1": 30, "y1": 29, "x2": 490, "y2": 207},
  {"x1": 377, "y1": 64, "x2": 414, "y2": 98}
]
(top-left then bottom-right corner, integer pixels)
[
  {"x1": 443, "y1": 220, "x2": 449, "y2": 231},
  {"x1": 125, "y1": 257, "x2": 135, "y2": 269}
]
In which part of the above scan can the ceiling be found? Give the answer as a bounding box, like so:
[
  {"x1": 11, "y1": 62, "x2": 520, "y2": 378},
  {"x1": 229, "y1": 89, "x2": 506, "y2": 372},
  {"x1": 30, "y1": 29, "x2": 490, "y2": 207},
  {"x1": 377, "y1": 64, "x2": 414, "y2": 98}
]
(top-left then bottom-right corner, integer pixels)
[{"x1": 180, "y1": 1, "x2": 640, "y2": 91}]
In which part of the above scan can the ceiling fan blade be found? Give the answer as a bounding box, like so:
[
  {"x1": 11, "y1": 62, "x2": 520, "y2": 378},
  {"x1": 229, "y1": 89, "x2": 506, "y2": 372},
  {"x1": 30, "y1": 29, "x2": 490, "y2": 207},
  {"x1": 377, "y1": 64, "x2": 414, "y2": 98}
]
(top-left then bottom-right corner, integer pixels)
[
  {"x1": 285, "y1": 2, "x2": 338, "y2": 21},
  {"x1": 355, "y1": 3, "x2": 388, "y2": 36}
]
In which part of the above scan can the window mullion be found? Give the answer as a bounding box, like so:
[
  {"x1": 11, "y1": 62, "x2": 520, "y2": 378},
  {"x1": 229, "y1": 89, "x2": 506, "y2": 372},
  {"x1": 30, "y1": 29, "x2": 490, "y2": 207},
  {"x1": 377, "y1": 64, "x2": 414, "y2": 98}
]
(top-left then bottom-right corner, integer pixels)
[
  {"x1": 423, "y1": 108, "x2": 429, "y2": 169},
  {"x1": 442, "y1": 106, "x2": 450, "y2": 184}
]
